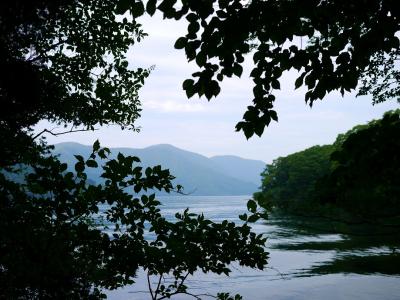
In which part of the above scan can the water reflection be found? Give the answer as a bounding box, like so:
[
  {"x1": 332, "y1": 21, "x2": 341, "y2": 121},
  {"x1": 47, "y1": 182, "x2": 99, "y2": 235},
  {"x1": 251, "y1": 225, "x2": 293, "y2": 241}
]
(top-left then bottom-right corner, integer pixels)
[
  {"x1": 106, "y1": 196, "x2": 400, "y2": 300},
  {"x1": 266, "y1": 214, "x2": 400, "y2": 277}
]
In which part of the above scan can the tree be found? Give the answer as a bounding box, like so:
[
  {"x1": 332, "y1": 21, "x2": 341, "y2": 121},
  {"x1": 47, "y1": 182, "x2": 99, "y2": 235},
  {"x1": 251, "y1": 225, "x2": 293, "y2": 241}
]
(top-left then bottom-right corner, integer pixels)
[
  {"x1": 316, "y1": 110, "x2": 400, "y2": 222},
  {"x1": 118, "y1": 0, "x2": 399, "y2": 138},
  {"x1": 254, "y1": 145, "x2": 334, "y2": 213},
  {"x1": 0, "y1": 0, "x2": 268, "y2": 298},
  {"x1": 1, "y1": 142, "x2": 267, "y2": 298},
  {"x1": 255, "y1": 110, "x2": 400, "y2": 226},
  {"x1": 1, "y1": 0, "x2": 149, "y2": 166}
]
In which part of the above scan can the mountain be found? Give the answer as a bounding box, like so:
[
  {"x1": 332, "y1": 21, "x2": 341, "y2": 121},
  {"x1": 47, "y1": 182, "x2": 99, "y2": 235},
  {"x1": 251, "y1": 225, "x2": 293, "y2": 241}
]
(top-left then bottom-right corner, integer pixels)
[
  {"x1": 210, "y1": 155, "x2": 265, "y2": 186},
  {"x1": 53, "y1": 142, "x2": 265, "y2": 196}
]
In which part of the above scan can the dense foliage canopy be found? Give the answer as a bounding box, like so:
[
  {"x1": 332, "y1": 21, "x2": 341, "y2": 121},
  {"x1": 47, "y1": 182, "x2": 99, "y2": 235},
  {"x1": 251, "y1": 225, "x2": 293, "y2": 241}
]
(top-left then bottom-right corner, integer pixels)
[
  {"x1": 255, "y1": 110, "x2": 400, "y2": 225},
  {"x1": 254, "y1": 144, "x2": 334, "y2": 212},
  {"x1": 1, "y1": 0, "x2": 149, "y2": 166},
  {"x1": 0, "y1": 0, "x2": 267, "y2": 298},
  {"x1": 316, "y1": 110, "x2": 400, "y2": 221},
  {"x1": 118, "y1": 0, "x2": 398, "y2": 138}
]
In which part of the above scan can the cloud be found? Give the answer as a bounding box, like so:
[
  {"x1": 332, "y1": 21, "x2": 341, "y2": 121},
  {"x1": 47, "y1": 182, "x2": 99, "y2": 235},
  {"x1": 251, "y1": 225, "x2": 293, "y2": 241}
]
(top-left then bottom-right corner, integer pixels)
[{"x1": 144, "y1": 99, "x2": 205, "y2": 112}]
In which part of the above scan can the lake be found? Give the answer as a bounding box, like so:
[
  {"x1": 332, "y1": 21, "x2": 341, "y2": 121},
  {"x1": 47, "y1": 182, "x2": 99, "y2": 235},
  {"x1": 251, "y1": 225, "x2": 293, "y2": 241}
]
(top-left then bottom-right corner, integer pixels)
[{"x1": 106, "y1": 195, "x2": 400, "y2": 300}]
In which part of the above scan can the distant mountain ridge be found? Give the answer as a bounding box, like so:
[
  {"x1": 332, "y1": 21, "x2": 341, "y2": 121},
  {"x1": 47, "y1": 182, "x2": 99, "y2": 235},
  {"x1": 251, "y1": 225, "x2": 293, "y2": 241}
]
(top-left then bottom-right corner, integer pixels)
[{"x1": 53, "y1": 142, "x2": 265, "y2": 196}]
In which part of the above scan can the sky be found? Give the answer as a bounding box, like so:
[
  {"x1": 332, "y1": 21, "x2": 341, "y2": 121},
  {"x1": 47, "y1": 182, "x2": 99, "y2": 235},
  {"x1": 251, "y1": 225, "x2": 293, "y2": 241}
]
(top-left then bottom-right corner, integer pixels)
[{"x1": 36, "y1": 13, "x2": 399, "y2": 164}]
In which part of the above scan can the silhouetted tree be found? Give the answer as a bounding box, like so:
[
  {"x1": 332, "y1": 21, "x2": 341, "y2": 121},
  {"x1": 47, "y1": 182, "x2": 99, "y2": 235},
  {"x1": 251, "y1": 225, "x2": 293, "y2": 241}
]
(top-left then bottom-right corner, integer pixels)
[
  {"x1": 0, "y1": 1, "x2": 267, "y2": 298},
  {"x1": 119, "y1": 0, "x2": 399, "y2": 138}
]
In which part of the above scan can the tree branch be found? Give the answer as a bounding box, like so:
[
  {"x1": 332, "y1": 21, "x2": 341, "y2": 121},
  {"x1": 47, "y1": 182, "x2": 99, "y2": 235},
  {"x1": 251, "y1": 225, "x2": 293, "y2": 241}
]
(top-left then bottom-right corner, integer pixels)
[
  {"x1": 158, "y1": 272, "x2": 191, "y2": 300},
  {"x1": 147, "y1": 272, "x2": 154, "y2": 300},
  {"x1": 32, "y1": 127, "x2": 97, "y2": 140},
  {"x1": 153, "y1": 274, "x2": 163, "y2": 300}
]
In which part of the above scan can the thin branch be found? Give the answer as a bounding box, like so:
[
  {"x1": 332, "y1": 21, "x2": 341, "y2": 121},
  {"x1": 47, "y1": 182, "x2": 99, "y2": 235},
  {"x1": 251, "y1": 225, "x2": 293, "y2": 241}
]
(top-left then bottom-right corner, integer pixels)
[
  {"x1": 159, "y1": 291, "x2": 216, "y2": 300},
  {"x1": 172, "y1": 187, "x2": 197, "y2": 196},
  {"x1": 178, "y1": 272, "x2": 190, "y2": 291},
  {"x1": 147, "y1": 272, "x2": 154, "y2": 300},
  {"x1": 179, "y1": 291, "x2": 217, "y2": 299},
  {"x1": 27, "y1": 40, "x2": 67, "y2": 63},
  {"x1": 158, "y1": 272, "x2": 191, "y2": 300},
  {"x1": 154, "y1": 274, "x2": 163, "y2": 300},
  {"x1": 32, "y1": 127, "x2": 97, "y2": 140}
]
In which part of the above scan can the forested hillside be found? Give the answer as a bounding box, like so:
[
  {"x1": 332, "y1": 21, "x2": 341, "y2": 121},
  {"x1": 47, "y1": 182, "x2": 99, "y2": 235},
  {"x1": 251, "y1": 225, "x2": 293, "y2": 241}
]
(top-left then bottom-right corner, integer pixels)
[{"x1": 255, "y1": 110, "x2": 400, "y2": 224}]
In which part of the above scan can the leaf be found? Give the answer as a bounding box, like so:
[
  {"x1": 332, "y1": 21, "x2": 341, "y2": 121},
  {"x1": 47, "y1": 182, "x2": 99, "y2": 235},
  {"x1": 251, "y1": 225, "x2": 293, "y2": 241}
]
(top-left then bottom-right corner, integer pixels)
[
  {"x1": 247, "y1": 214, "x2": 260, "y2": 223},
  {"x1": 182, "y1": 79, "x2": 194, "y2": 90},
  {"x1": 247, "y1": 199, "x2": 257, "y2": 213},
  {"x1": 294, "y1": 73, "x2": 305, "y2": 89},
  {"x1": 239, "y1": 123, "x2": 254, "y2": 140},
  {"x1": 254, "y1": 121, "x2": 264, "y2": 137},
  {"x1": 146, "y1": 0, "x2": 157, "y2": 16},
  {"x1": 271, "y1": 79, "x2": 280, "y2": 90},
  {"x1": 134, "y1": 184, "x2": 141, "y2": 193},
  {"x1": 93, "y1": 140, "x2": 100, "y2": 152},
  {"x1": 98, "y1": 149, "x2": 107, "y2": 159},
  {"x1": 188, "y1": 21, "x2": 200, "y2": 35},
  {"x1": 117, "y1": 152, "x2": 124, "y2": 161},
  {"x1": 86, "y1": 160, "x2": 98, "y2": 168},
  {"x1": 174, "y1": 37, "x2": 187, "y2": 49},
  {"x1": 195, "y1": 52, "x2": 207, "y2": 67},
  {"x1": 131, "y1": 1, "x2": 145, "y2": 18},
  {"x1": 75, "y1": 161, "x2": 85, "y2": 173},
  {"x1": 115, "y1": 0, "x2": 131, "y2": 15},
  {"x1": 211, "y1": 81, "x2": 221, "y2": 97},
  {"x1": 74, "y1": 155, "x2": 84, "y2": 162},
  {"x1": 239, "y1": 213, "x2": 248, "y2": 221},
  {"x1": 269, "y1": 110, "x2": 278, "y2": 122},
  {"x1": 233, "y1": 64, "x2": 243, "y2": 77},
  {"x1": 60, "y1": 163, "x2": 68, "y2": 172}
]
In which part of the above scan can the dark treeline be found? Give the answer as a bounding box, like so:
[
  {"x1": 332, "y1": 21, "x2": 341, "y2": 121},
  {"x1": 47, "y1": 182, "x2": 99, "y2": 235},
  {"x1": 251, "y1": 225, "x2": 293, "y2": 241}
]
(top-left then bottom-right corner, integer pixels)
[{"x1": 254, "y1": 110, "x2": 400, "y2": 227}]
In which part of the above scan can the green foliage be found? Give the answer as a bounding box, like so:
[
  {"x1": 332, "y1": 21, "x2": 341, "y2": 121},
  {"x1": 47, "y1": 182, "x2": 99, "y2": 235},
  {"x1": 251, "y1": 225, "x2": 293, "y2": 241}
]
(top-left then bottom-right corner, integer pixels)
[
  {"x1": 217, "y1": 293, "x2": 243, "y2": 300},
  {"x1": 1, "y1": 1, "x2": 268, "y2": 298},
  {"x1": 118, "y1": 0, "x2": 399, "y2": 138},
  {"x1": 0, "y1": 0, "x2": 151, "y2": 168},
  {"x1": 316, "y1": 110, "x2": 400, "y2": 220},
  {"x1": 0, "y1": 142, "x2": 268, "y2": 298},
  {"x1": 255, "y1": 110, "x2": 400, "y2": 224},
  {"x1": 1, "y1": 0, "x2": 149, "y2": 133},
  {"x1": 255, "y1": 145, "x2": 334, "y2": 213}
]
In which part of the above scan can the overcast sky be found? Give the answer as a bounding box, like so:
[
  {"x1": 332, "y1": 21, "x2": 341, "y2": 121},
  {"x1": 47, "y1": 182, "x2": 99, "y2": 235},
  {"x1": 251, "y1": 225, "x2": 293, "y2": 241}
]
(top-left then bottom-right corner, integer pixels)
[{"x1": 37, "y1": 14, "x2": 399, "y2": 163}]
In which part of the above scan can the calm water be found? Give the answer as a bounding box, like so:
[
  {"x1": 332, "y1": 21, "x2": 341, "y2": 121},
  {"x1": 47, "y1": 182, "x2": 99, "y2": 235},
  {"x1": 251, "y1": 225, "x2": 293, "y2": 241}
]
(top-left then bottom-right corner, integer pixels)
[{"x1": 106, "y1": 195, "x2": 400, "y2": 300}]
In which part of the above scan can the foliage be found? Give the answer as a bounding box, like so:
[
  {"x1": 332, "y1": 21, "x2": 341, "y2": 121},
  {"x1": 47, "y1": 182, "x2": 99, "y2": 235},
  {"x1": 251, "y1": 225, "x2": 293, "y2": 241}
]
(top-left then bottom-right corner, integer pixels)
[
  {"x1": 254, "y1": 145, "x2": 334, "y2": 213},
  {"x1": 1, "y1": 1, "x2": 268, "y2": 298},
  {"x1": 116, "y1": 0, "x2": 399, "y2": 138},
  {"x1": 358, "y1": 49, "x2": 400, "y2": 104},
  {"x1": 316, "y1": 110, "x2": 400, "y2": 221},
  {"x1": 255, "y1": 110, "x2": 400, "y2": 224},
  {"x1": 0, "y1": 0, "x2": 150, "y2": 168},
  {"x1": 0, "y1": 142, "x2": 267, "y2": 298},
  {"x1": 1, "y1": 0, "x2": 149, "y2": 133}
]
